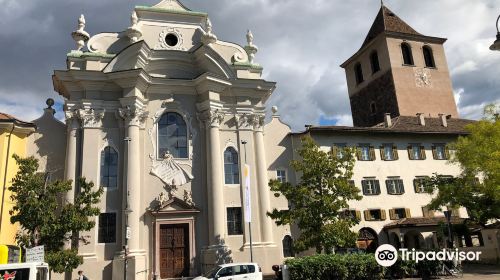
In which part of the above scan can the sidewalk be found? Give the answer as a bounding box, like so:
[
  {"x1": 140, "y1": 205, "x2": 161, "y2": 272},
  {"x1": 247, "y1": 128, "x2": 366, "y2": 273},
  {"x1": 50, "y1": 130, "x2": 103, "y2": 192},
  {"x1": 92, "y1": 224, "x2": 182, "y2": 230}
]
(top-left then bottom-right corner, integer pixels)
[{"x1": 460, "y1": 263, "x2": 500, "y2": 279}]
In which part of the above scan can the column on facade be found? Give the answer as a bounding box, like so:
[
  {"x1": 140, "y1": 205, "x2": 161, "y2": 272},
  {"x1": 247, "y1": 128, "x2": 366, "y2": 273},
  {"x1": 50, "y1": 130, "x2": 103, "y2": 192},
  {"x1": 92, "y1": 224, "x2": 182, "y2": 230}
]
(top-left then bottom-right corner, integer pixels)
[
  {"x1": 201, "y1": 109, "x2": 225, "y2": 246},
  {"x1": 119, "y1": 104, "x2": 148, "y2": 253},
  {"x1": 64, "y1": 109, "x2": 80, "y2": 204},
  {"x1": 252, "y1": 114, "x2": 274, "y2": 244}
]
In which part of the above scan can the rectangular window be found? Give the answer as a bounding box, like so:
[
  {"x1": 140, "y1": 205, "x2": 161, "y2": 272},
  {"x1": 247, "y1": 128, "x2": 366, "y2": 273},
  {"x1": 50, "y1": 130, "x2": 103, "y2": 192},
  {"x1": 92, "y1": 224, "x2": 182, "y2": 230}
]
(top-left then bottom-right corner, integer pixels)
[
  {"x1": 386, "y1": 178, "x2": 405, "y2": 195},
  {"x1": 364, "y1": 209, "x2": 385, "y2": 221},
  {"x1": 422, "y1": 206, "x2": 435, "y2": 218},
  {"x1": 361, "y1": 179, "x2": 381, "y2": 195},
  {"x1": 98, "y1": 213, "x2": 116, "y2": 243},
  {"x1": 408, "y1": 144, "x2": 426, "y2": 160},
  {"x1": 227, "y1": 207, "x2": 243, "y2": 235},
  {"x1": 276, "y1": 170, "x2": 287, "y2": 183},
  {"x1": 380, "y1": 144, "x2": 398, "y2": 161},
  {"x1": 394, "y1": 208, "x2": 407, "y2": 219},
  {"x1": 357, "y1": 145, "x2": 375, "y2": 161},
  {"x1": 332, "y1": 143, "x2": 347, "y2": 159},
  {"x1": 432, "y1": 144, "x2": 449, "y2": 160},
  {"x1": 339, "y1": 209, "x2": 360, "y2": 221},
  {"x1": 414, "y1": 176, "x2": 429, "y2": 193}
]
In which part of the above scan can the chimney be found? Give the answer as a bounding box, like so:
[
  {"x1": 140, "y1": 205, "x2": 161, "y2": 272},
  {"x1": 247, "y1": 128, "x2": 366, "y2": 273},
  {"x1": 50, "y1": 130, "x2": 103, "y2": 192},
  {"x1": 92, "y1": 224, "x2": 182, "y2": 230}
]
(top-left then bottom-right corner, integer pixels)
[
  {"x1": 416, "y1": 113, "x2": 425, "y2": 126},
  {"x1": 384, "y1": 113, "x2": 392, "y2": 128},
  {"x1": 439, "y1": 114, "x2": 448, "y2": 127}
]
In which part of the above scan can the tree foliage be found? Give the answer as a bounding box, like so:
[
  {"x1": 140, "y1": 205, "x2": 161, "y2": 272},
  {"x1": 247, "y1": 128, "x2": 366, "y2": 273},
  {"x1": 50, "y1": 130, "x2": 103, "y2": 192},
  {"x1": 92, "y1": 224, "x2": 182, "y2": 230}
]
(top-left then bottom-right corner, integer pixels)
[
  {"x1": 267, "y1": 136, "x2": 361, "y2": 253},
  {"x1": 425, "y1": 104, "x2": 500, "y2": 225},
  {"x1": 9, "y1": 155, "x2": 103, "y2": 273}
]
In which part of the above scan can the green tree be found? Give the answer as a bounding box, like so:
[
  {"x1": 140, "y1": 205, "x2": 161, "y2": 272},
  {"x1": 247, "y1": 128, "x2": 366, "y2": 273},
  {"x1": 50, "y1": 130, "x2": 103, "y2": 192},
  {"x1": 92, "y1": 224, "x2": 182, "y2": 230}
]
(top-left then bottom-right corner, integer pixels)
[
  {"x1": 9, "y1": 155, "x2": 103, "y2": 273},
  {"x1": 426, "y1": 104, "x2": 500, "y2": 226},
  {"x1": 267, "y1": 136, "x2": 361, "y2": 253}
]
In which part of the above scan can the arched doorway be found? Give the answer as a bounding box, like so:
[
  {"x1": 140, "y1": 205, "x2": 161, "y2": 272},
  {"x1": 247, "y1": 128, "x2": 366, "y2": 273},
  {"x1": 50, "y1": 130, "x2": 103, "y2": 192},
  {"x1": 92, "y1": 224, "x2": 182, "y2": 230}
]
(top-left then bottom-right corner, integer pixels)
[
  {"x1": 404, "y1": 230, "x2": 425, "y2": 249},
  {"x1": 389, "y1": 232, "x2": 401, "y2": 249},
  {"x1": 357, "y1": 228, "x2": 379, "y2": 253}
]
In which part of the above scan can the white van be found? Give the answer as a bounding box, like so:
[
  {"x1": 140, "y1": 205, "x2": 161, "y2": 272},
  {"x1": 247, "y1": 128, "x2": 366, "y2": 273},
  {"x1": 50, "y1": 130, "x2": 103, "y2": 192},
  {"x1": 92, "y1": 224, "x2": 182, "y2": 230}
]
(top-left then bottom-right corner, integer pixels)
[
  {"x1": 0, "y1": 262, "x2": 49, "y2": 280},
  {"x1": 194, "y1": 263, "x2": 263, "y2": 280}
]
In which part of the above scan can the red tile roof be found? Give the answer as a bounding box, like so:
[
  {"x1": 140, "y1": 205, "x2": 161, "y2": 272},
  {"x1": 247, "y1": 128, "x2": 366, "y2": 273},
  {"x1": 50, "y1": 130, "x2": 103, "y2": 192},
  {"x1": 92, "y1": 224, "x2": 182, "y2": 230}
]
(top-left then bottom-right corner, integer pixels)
[
  {"x1": 292, "y1": 116, "x2": 475, "y2": 136},
  {"x1": 384, "y1": 216, "x2": 467, "y2": 229},
  {"x1": 0, "y1": 112, "x2": 36, "y2": 127}
]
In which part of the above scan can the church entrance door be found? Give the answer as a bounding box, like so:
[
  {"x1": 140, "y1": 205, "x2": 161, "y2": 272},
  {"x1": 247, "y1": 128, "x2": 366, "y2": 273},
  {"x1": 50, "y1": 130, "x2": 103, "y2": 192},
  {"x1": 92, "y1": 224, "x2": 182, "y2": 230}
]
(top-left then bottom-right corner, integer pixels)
[{"x1": 159, "y1": 223, "x2": 190, "y2": 278}]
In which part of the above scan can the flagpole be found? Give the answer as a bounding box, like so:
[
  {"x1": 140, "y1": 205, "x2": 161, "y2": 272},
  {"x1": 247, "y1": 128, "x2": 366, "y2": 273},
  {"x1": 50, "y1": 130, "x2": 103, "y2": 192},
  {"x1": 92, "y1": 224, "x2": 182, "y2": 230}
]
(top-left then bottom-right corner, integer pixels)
[{"x1": 241, "y1": 140, "x2": 254, "y2": 262}]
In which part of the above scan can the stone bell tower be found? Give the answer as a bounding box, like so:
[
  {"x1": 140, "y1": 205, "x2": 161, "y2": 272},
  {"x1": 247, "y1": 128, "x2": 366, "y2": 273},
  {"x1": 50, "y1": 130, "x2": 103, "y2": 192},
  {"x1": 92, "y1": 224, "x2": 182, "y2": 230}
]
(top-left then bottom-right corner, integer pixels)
[{"x1": 341, "y1": 4, "x2": 459, "y2": 127}]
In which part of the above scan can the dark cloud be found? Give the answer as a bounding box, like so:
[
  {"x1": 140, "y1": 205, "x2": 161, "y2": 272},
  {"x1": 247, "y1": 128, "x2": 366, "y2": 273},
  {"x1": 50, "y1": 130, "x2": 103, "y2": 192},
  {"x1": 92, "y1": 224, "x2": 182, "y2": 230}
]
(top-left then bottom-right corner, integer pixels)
[{"x1": 0, "y1": 0, "x2": 498, "y2": 129}]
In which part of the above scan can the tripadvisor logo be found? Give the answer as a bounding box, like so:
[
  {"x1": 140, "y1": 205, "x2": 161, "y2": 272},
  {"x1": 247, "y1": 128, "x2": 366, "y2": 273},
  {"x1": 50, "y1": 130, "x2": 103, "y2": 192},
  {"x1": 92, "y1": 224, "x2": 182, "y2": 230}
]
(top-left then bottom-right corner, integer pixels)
[
  {"x1": 375, "y1": 244, "x2": 482, "y2": 267},
  {"x1": 375, "y1": 244, "x2": 398, "y2": 267}
]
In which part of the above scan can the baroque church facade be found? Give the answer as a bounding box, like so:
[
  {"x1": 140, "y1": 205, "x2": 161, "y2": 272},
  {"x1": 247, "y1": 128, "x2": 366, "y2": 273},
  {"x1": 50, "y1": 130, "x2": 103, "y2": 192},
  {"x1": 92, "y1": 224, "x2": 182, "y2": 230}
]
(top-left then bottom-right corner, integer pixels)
[{"x1": 24, "y1": 1, "x2": 500, "y2": 279}]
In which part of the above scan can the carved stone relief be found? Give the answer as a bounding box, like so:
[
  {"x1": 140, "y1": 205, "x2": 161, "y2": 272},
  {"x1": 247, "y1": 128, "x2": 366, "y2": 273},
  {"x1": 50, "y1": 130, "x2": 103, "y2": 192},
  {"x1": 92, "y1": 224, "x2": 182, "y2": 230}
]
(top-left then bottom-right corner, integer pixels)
[{"x1": 151, "y1": 152, "x2": 194, "y2": 187}]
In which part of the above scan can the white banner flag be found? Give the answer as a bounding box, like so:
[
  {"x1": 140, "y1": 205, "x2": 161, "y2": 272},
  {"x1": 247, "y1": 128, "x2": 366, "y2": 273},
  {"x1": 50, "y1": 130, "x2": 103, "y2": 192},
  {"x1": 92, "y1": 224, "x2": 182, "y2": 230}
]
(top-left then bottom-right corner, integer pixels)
[{"x1": 244, "y1": 164, "x2": 252, "y2": 222}]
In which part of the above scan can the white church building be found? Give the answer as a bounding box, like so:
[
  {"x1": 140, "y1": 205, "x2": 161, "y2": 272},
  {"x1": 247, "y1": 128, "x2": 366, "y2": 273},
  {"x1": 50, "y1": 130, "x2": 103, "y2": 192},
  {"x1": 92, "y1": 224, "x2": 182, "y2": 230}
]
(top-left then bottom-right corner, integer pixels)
[{"x1": 25, "y1": 1, "x2": 500, "y2": 279}]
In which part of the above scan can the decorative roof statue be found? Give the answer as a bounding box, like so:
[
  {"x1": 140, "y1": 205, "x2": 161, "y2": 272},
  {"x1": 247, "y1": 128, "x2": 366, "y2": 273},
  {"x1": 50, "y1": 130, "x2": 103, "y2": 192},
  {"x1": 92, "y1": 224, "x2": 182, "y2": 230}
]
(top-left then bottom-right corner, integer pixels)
[
  {"x1": 126, "y1": 11, "x2": 143, "y2": 43},
  {"x1": 202, "y1": 17, "x2": 217, "y2": 45},
  {"x1": 244, "y1": 30, "x2": 259, "y2": 64},
  {"x1": 71, "y1": 14, "x2": 90, "y2": 52}
]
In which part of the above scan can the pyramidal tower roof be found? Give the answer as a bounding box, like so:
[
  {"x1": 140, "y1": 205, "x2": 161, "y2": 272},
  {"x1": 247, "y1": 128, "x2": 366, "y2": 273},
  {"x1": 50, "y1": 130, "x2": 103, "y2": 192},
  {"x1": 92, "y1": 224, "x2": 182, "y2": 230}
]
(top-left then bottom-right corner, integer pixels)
[{"x1": 361, "y1": 5, "x2": 422, "y2": 48}]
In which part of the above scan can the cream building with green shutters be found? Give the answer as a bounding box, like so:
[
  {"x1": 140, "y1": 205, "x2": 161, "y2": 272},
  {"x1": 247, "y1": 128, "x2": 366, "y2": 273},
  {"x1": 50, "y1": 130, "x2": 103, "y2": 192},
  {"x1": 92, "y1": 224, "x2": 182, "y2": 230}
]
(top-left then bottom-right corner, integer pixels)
[{"x1": 26, "y1": 1, "x2": 499, "y2": 279}]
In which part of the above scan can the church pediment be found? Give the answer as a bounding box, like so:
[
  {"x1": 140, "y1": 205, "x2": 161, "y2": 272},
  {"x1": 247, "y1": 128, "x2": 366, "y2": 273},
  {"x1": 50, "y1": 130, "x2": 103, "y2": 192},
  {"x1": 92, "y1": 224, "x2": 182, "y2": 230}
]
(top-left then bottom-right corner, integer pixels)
[{"x1": 150, "y1": 194, "x2": 200, "y2": 215}]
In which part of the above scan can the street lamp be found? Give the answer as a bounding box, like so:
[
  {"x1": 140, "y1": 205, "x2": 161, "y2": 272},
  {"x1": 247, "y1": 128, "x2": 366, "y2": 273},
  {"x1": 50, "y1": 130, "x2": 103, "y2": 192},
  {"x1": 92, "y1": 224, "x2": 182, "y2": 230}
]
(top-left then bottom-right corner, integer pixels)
[{"x1": 490, "y1": 14, "x2": 500, "y2": 51}]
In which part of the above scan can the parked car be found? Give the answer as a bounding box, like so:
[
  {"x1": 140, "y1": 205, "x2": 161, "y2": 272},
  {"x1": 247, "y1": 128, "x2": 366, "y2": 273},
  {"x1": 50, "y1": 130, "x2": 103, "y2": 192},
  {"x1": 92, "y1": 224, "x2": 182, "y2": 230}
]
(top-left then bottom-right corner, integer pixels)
[{"x1": 194, "y1": 263, "x2": 263, "y2": 280}]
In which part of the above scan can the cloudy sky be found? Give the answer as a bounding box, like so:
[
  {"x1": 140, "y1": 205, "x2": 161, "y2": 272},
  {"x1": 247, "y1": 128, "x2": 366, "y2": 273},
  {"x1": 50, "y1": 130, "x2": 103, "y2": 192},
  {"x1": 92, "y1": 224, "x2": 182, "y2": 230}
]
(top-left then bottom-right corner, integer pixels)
[{"x1": 0, "y1": 0, "x2": 499, "y2": 131}]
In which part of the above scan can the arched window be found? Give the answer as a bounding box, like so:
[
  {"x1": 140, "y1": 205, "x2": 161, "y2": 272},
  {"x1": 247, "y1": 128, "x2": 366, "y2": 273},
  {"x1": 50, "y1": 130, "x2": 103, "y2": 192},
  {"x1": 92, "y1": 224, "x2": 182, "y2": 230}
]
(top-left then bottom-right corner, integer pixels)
[
  {"x1": 282, "y1": 235, "x2": 294, "y2": 258},
  {"x1": 423, "y1": 46, "x2": 435, "y2": 68},
  {"x1": 401, "y1": 43, "x2": 414, "y2": 65},
  {"x1": 370, "y1": 51, "x2": 381, "y2": 73},
  {"x1": 100, "y1": 146, "x2": 118, "y2": 188},
  {"x1": 370, "y1": 101, "x2": 377, "y2": 115},
  {"x1": 224, "y1": 147, "x2": 240, "y2": 184},
  {"x1": 158, "y1": 112, "x2": 188, "y2": 159},
  {"x1": 354, "y1": 63, "x2": 364, "y2": 85}
]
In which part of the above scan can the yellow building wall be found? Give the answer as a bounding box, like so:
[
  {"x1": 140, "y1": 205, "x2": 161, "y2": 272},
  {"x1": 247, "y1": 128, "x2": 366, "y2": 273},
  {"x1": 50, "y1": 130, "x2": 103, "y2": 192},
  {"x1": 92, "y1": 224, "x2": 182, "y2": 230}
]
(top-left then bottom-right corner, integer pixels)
[{"x1": 0, "y1": 130, "x2": 30, "y2": 245}]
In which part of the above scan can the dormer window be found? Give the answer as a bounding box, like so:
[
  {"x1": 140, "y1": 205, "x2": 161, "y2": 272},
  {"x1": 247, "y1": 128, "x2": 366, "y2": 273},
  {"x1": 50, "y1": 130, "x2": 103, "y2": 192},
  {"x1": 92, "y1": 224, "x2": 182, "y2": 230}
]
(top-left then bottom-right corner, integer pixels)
[
  {"x1": 354, "y1": 63, "x2": 364, "y2": 85},
  {"x1": 401, "y1": 43, "x2": 414, "y2": 65},
  {"x1": 423, "y1": 46, "x2": 435, "y2": 68},
  {"x1": 370, "y1": 51, "x2": 381, "y2": 74}
]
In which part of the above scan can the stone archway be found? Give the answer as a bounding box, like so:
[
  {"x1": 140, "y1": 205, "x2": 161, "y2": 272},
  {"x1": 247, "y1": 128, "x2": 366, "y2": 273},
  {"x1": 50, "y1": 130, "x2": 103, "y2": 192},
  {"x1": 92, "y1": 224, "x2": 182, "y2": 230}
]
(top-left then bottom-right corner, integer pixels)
[
  {"x1": 404, "y1": 230, "x2": 426, "y2": 249},
  {"x1": 357, "y1": 227, "x2": 379, "y2": 253},
  {"x1": 389, "y1": 232, "x2": 401, "y2": 249}
]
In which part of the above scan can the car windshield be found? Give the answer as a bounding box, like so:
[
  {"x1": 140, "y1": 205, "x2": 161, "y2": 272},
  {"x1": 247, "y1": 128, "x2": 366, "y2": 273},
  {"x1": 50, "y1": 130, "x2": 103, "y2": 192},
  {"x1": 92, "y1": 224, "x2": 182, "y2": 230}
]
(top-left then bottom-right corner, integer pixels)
[{"x1": 203, "y1": 266, "x2": 221, "y2": 278}]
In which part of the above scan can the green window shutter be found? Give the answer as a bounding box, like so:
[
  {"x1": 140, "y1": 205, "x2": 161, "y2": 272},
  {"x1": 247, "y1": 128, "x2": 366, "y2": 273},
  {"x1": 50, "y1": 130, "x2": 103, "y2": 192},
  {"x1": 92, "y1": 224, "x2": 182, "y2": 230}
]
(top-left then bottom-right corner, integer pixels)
[
  {"x1": 389, "y1": 209, "x2": 395, "y2": 220},
  {"x1": 392, "y1": 145, "x2": 399, "y2": 160},
  {"x1": 405, "y1": 208, "x2": 411, "y2": 218},
  {"x1": 332, "y1": 145, "x2": 339, "y2": 158},
  {"x1": 420, "y1": 146, "x2": 426, "y2": 160},
  {"x1": 445, "y1": 146, "x2": 450, "y2": 159},
  {"x1": 432, "y1": 146, "x2": 437, "y2": 159},
  {"x1": 356, "y1": 211, "x2": 361, "y2": 221},
  {"x1": 369, "y1": 146, "x2": 376, "y2": 161},
  {"x1": 364, "y1": 210, "x2": 371, "y2": 221},
  {"x1": 398, "y1": 179, "x2": 405, "y2": 194},
  {"x1": 407, "y1": 145, "x2": 414, "y2": 160},
  {"x1": 380, "y1": 210, "x2": 387, "y2": 220},
  {"x1": 379, "y1": 146, "x2": 385, "y2": 160},
  {"x1": 374, "y1": 180, "x2": 381, "y2": 194},
  {"x1": 361, "y1": 180, "x2": 367, "y2": 194},
  {"x1": 356, "y1": 147, "x2": 362, "y2": 160}
]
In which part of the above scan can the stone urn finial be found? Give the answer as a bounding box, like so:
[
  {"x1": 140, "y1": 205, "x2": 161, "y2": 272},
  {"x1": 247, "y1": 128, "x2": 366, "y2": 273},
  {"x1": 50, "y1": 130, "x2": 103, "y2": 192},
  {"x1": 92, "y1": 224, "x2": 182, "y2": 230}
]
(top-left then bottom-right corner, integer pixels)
[
  {"x1": 71, "y1": 14, "x2": 90, "y2": 52},
  {"x1": 244, "y1": 30, "x2": 258, "y2": 64},
  {"x1": 126, "y1": 10, "x2": 143, "y2": 43}
]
